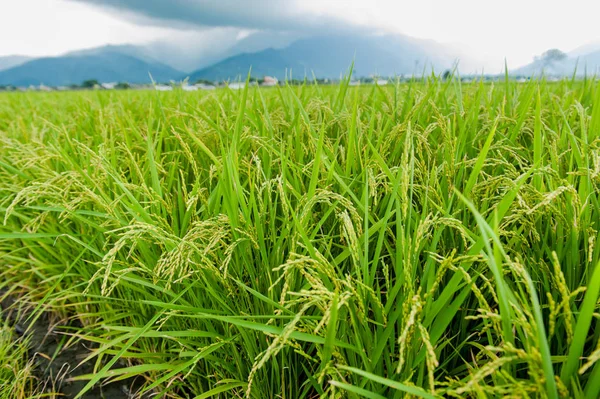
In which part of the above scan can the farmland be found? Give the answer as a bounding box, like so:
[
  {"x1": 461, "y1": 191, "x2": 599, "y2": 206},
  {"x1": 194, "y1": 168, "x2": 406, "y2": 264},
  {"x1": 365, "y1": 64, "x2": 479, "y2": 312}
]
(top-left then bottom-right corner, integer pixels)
[{"x1": 0, "y1": 76, "x2": 599, "y2": 398}]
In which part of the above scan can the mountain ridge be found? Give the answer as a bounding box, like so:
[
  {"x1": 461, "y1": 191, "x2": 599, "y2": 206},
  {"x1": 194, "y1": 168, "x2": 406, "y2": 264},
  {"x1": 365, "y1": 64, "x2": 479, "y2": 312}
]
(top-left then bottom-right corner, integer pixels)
[{"x1": 0, "y1": 51, "x2": 182, "y2": 86}]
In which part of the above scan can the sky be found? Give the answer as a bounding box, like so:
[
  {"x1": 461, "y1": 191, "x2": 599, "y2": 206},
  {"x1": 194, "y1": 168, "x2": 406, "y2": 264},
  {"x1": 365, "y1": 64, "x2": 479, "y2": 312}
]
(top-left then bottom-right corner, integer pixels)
[{"x1": 1, "y1": 0, "x2": 600, "y2": 72}]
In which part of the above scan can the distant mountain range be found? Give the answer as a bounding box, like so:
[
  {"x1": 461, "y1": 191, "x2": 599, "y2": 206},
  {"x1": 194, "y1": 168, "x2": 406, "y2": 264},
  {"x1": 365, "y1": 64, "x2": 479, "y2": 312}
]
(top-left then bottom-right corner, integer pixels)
[
  {"x1": 188, "y1": 34, "x2": 464, "y2": 81},
  {"x1": 1, "y1": 34, "x2": 599, "y2": 87},
  {"x1": 0, "y1": 33, "x2": 468, "y2": 87}
]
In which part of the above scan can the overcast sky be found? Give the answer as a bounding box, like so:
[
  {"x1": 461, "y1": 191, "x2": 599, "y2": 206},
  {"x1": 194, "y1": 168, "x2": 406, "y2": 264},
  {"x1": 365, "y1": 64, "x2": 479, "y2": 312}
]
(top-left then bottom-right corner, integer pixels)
[{"x1": 2, "y1": 0, "x2": 600, "y2": 71}]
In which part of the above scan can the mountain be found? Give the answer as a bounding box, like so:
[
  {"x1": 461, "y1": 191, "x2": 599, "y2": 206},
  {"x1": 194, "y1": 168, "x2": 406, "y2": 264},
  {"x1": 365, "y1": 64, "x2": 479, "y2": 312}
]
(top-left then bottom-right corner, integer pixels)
[
  {"x1": 186, "y1": 34, "x2": 466, "y2": 82},
  {"x1": 0, "y1": 48, "x2": 182, "y2": 87},
  {"x1": 0, "y1": 56, "x2": 34, "y2": 73},
  {"x1": 513, "y1": 47, "x2": 600, "y2": 76}
]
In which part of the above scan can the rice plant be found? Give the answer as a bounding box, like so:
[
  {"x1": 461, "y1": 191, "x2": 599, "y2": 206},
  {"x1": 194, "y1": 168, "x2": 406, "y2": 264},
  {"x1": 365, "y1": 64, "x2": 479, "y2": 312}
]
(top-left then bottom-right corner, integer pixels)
[
  {"x1": 0, "y1": 323, "x2": 42, "y2": 399},
  {"x1": 0, "y1": 73, "x2": 599, "y2": 398}
]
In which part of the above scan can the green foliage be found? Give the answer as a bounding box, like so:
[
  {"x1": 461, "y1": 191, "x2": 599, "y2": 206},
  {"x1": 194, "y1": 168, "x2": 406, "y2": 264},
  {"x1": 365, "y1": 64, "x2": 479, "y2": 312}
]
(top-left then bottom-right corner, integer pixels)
[
  {"x1": 115, "y1": 82, "x2": 130, "y2": 90},
  {"x1": 80, "y1": 79, "x2": 99, "y2": 88},
  {"x1": 0, "y1": 77, "x2": 599, "y2": 398}
]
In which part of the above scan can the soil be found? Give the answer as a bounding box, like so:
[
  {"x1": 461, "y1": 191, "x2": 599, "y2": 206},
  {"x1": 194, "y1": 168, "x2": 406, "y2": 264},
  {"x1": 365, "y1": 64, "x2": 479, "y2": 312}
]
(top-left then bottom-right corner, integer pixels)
[{"x1": 0, "y1": 292, "x2": 148, "y2": 399}]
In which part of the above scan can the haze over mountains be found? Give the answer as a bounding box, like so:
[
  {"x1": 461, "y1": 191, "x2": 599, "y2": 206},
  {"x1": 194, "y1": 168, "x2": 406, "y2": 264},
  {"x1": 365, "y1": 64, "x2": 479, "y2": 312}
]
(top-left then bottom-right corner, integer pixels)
[
  {"x1": 514, "y1": 44, "x2": 600, "y2": 76},
  {"x1": 0, "y1": 56, "x2": 33, "y2": 72},
  {"x1": 1, "y1": 31, "x2": 599, "y2": 87},
  {"x1": 189, "y1": 34, "x2": 464, "y2": 81}
]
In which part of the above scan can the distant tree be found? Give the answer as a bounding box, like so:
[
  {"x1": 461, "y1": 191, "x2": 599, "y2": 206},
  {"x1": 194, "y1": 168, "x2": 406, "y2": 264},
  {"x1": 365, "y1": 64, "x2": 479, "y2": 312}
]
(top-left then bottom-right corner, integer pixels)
[
  {"x1": 535, "y1": 49, "x2": 568, "y2": 64},
  {"x1": 115, "y1": 82, "x2": 130, "y2": 90},
  {"x1": 81, "y1": 79, "x2": 99, "y2": 88},
  {"x1": 193, "y1": 79, "x2": 213, "y2": 85},
  {"x1": 442, "y1": 70, "x2": 452, "y2": 80}
]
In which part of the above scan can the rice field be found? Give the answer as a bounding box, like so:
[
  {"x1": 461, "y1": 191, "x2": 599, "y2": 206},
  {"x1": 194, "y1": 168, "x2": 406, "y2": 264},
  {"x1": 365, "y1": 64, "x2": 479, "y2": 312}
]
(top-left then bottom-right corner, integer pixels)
[{"x1": 0, "y1": 75, "x2": 599, "y2": 398}]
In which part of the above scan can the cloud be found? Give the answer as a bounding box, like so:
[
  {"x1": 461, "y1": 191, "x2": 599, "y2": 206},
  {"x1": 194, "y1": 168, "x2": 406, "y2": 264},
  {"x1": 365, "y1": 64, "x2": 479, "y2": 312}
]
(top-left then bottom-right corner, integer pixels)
[
  {"x1": 69, "y1": 0, "x2": 363, "y2": 34},
  {"x1": 0, "y1": 0, "x2": 182, "y2": 57}
]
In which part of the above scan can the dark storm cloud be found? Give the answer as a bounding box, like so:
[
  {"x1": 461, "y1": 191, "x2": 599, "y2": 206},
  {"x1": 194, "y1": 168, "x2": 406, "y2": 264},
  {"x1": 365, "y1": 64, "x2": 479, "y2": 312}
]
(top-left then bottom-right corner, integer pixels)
[{"x1": 70, "y1": 0, "x2": 361, "y2": 34}]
